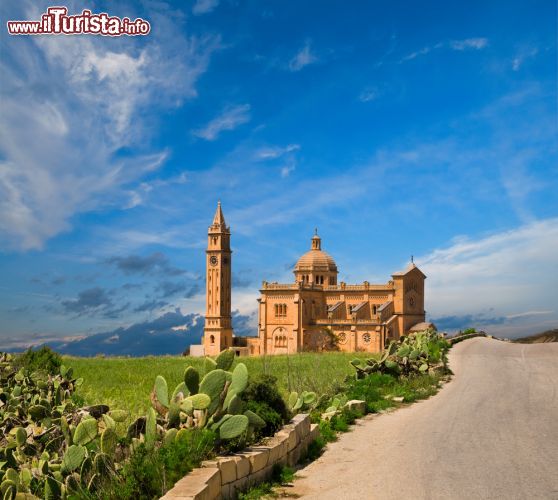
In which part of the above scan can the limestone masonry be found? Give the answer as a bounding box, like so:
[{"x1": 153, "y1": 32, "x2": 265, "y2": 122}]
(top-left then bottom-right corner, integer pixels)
[{"x1": 201, "y1": 202, "x2": 431, "y2": 356}]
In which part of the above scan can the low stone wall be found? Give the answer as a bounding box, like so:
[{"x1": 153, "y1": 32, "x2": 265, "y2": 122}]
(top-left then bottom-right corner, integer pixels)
[
  {"x1": 161, "y1": 414, "x2": 320, "y2": 500},
  {"x1": 448, "y1": 332, "x2": 487, "y2": 345}
]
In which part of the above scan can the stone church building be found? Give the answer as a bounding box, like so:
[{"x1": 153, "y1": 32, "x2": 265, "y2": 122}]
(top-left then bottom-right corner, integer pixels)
[{"x1": 201, "y1": 202, "x2": 429, "y2": 357}]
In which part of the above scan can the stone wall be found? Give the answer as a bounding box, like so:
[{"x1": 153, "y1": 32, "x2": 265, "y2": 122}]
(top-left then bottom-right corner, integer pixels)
[{"x1": 161, "y1": 414, "x2": 319, "y2": 500}]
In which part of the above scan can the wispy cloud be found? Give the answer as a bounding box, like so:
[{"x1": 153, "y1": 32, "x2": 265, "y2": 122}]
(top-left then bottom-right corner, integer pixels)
[
  {"x1": 0, "y1": 2, "x2": 221, "y2": 251},
  {"x1": 193, "y1": 104, "x2": 251, "y2": 141},
  {"x1": 254, "y1": 144, "x2": 300, "y2": 160},
  {"x1": 358, "y1": 87, "x2": 380, "y2": 102},
  {"x1": 192, "y1": 0, "x2": 219, "y2": 15},
  {"x1": 449, "y1": 38, "x2": 488, "y2": 50},
  {"x1": 420, "y1": 218, "x2": 558, "y2": 336},
  {"x1": 289, "y1": 41, "x2": 318, "y2": 71},
  {"x1": 401, "y1": 37, "x2": 488, "y2": 62},
  {"x1": 512, "y1": 46, "x2": 539, "y2": 71}
]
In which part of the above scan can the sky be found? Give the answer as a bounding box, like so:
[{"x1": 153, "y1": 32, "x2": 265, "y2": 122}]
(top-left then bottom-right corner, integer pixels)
[{"x1": 0, "y1": 0, "x2": 557, "y2": 354}]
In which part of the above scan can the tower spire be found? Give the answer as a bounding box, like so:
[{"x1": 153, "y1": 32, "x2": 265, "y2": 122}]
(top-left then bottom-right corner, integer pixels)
[{"x1": 212, "y1": 200, "x2": 226, "y2": 227}]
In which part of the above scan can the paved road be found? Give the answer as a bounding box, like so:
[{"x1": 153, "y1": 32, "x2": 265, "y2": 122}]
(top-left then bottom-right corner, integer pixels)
[{"x1": 289, "y1": 338, "x2": 558, "y2": 499}]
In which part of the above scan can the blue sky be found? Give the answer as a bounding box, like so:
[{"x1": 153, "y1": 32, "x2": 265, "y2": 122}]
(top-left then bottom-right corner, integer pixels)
[{"x1": 1, "y1": 0, "x2": 557, "y2": 352}]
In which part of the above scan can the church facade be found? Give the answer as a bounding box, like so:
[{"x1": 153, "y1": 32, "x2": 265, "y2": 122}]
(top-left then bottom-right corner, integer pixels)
[{"x1": 202, "y1": 202, "x2": 429, "y2": 356}]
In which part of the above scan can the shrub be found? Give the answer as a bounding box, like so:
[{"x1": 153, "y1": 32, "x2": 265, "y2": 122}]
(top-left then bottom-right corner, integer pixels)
[
  {"x1": 243, "y1": 374, "x2": 290, "y2": 424},
  {"x1": 244, "y1": 400, "x2": 282, "y2": 438},
  {"x1": 15, "y1": 345, "x2": 62, "y2": 374}
]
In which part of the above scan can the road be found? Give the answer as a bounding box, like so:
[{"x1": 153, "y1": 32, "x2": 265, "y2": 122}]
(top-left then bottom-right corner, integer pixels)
[{"x1": 289, "y1": 337, "x2": 558, "y2": 499}]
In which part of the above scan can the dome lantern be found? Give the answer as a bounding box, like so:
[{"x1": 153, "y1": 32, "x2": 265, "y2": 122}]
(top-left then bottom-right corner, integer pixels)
[{"x1": 294, "y1": 231, "x2": 338, "y2": 286}]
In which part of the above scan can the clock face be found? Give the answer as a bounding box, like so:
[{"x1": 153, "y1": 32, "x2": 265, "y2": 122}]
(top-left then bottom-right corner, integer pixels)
[{"x1": 209, "y1": 255, "x2": 218, "y2": 266}]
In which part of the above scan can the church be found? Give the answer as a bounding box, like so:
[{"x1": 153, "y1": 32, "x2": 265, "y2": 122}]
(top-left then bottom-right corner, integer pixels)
[{"x1": 201, "y1": 202, "x2": 430, "y2": 357}]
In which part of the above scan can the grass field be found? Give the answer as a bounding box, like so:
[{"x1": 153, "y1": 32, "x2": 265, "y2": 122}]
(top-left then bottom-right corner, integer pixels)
[{"x1": 67, "y1": 351, "x2": 374, "y2": 419}]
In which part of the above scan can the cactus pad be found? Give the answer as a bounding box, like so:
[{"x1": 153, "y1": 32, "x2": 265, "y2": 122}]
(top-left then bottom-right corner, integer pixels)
[
  {"x1": 153, "y1": 375, "x2": 169, "y2": 408},
  {"x1": 219, "y1": 414, "x2": 249, "y2": 440},
  {"x1": 145, "y1": 407, "x2": 157, "y2": 450},
  {"x1": 184, "y1": 366, "x2": 200, "y2": 395},
  {"x1": 215, "y1": 348, "x2": 235, "y2": 371},
  {"x1": 100, "y1": 427, "x2": 118, "y2": 455},
  {"x1": 61, "y1": 445, "x2": 86, "y2": 473},
  {"x1": 73, "y1": 418, "x2": 98, "y2": 446},
  {"x1": 186, "y1": 393, "x2": 211, "y2": 410}
]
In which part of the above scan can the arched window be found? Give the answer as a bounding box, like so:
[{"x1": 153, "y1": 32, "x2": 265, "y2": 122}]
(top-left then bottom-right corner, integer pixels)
[
  {"x1": 210, "y1": 335, "x2": 215, "y2": 344},
  {"x1": 372, "y1": 305, "x2": 377, "y2": 315}
]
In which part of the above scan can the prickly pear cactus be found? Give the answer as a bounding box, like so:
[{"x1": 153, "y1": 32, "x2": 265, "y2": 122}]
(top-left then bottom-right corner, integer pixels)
[{"x1": 349, "y1": 328, "x2": 449, "y2": 378}]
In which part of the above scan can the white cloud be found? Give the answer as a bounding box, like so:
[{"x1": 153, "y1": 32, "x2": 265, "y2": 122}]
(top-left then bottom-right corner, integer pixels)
[
  {"x1": 192, "y1": 0, "x2": 219, "y2": 15},
  {"x1": 254, "y1": 144, "x2": 300, "y2": 160},
  {"x1": 449, "y1": 38, "x2": 488, "y2": 50},
  {"x1": 359, "y1": 87, "x2": 380, "y2": 102},
  {"x1": 192, "y1": 104, "x2": 251, "y2": 141},
  {"x1": 280, "y1": 159, "x2": 296, "y2": 178},
  {"x1": 418, "y1": 218, "x2": 558, "y2": 335},
  {"x1": 402, "y1": 37, "x2": 488, "y2": 62},
  {"x1": 0, "y1": 2, "x2": 221, "y2": 250},
  {"x1": 512, "y1": 46, "x2": 539, "y2": 71},
  {"x1": 289, "y1": 41, "x2": 318, "y2": 71}
]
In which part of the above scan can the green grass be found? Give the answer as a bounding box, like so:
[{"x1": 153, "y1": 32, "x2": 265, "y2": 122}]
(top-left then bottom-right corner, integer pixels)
[{"x1": 66, "y1": 352, "x2": 374, "y2": 419}]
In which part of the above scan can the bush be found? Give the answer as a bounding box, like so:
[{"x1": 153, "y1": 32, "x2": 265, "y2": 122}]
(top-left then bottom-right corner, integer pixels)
[
  {"x1": 244, "y1": 400, "x2": 283, "y2": 438},
  {"x1": 16, "y1": 345, "x2": 62, "y2": 374},
  {"x1": 96, "y1": 429, "x2": 216, "y2": 499},
  {"x1": 243, "y1": 374, "x2": 290, "y2": 432}
]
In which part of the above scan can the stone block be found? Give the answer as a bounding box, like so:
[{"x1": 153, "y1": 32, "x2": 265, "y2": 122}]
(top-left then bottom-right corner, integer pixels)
[
  {"x1": 249, "y1": 464, "x2": 274, "y2": 485},
  {"x1": 246, "y1": 447, "x2": 270, "y2": 472},
  {"x1": 216, "y1": 457, "x2": 237, "y2": 484},
  {"x1": 292, "y1": 414, "x2": 310, "y2": 442},
  {"x1": 206, "y1": 468, "x2": 221, "y2": 500},
  {"x1": 287, "y1": 445, "x2": 301, "y2": 467},
  {"x1": 229, "y1": 476, "x2": 249, "y2": 498},
  {"x1": 344, "y1": 399, "x2": 367, "y2": 414},
  {"x1": 308, "y1": 423, "x2": 320, "y2": 442},
  {"x1": 261, "y1": 434, "x2": 288, "y2": 464},
  {"x1": 220, "y1": 483, "x2": 231, "y2": 500},
  {"x1": 232, "y1": 454, "x2": 250, "y2": 479},
  {"x1": 277, "y1": 425, "x2": 298, "y2": 452},
  {"x1": 162, "y1": 467, "x2": 218, "y2": 499}
]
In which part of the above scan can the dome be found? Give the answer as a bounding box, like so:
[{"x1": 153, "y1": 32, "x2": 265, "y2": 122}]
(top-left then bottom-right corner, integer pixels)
[{"x1": 294, "y1": 232, "x2": 338, "y2": 272}]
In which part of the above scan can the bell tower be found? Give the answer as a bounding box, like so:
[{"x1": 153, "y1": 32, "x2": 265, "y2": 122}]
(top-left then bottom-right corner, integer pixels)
[{"x1": 203, "y1": 201, "x2": 233, "y2": 355}]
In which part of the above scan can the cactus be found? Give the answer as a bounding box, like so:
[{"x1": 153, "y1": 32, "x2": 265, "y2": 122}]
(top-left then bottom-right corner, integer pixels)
[
  {"x1": 100, "y1": 428, "x2": 118, "y2": 456},
  {"x1": 219, "y1": 414, "x2": 249, "y2": 440},
  {"x1": 14, "y1": 427, "x2": 26, "y2": 447},
  {"x1": 171, "y1": 382, "x2": 188, "y2": 401},
  {"x1": 302, "y1": 391, "x2": 317, "y2": 405},
  {"x1": 73, "y1": 419, "x2": 98, "y2": 446},
  {"x1": 288, "y1": 391, "x2": 299, "y2": 409},
  {"x1": 227, "y1": 394, "x2": 243, "y2": 415},
  {"x1": 152, "y1": 375, "x2": 169, "y2": 413},
  {"x1": 224, "y1": 362, "x2": 248, "y2": 409},
  {"x1": 186, "y1": 394, "x2": 211, "y2": 410},
  {"x1": 145, "y1": 407, "x2": 157, "y2": 450},
  {"x1": 184, "y1": 366, "x2": 200, "y2": 395},
  {"x1": 204, "y1": 357, "x2": 217, "y2": 372},
  {"x1": 244, "y1": 410, "x2": 265, "y2": 428},
  {"x1": 164, "y1": 428, "x2": 178, "y2": 445},
  {"x1": 349, "y1": 328, "x2": 449, "y2": 378},
  {"x1": 215, "y1": 348, "x2": 235, "y2": 371},
  {"x1": 199, "y1": 369, "x2": 227, "y2": 414},
  {"x1": 61, "y1": 445, "x2": 86, "y2": 473}
]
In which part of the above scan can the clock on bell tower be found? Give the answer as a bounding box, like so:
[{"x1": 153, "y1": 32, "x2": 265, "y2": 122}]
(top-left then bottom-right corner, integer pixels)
[{"x1": 203, "y1": 201, "x2": 233, "y2": 355}]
